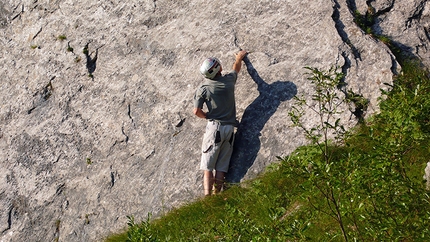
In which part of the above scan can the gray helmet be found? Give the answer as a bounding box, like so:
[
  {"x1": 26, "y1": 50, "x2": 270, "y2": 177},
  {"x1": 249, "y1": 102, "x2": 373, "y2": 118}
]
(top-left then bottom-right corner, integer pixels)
[{"x1": 200, "y1": 57, "x2": 221, "y2": 79}]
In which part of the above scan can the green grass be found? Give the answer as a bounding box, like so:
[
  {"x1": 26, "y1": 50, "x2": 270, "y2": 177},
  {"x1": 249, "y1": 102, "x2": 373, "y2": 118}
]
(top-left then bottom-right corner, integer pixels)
[
  {"x1": 107, "y1": 170, "x2": 313, "y2": 241},
  {"x1": 106, "y1": 56, "x2": 430, "y2": 241},
  {"x1": 57, "y1": 35, "x2": 67, "y2": 41}
]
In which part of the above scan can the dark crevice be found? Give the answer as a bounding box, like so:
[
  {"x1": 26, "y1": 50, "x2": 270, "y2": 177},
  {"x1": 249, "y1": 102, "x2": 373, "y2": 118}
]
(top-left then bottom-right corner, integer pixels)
[
  {"x1": 10, "y1": 4, "x2": 24, "y2": 22},
  {"x1": 425, "y1": 27, "x2": 430, "y2": 42},
  {"x1": 127, "y1": 103, "x2": 133, "y2": 122},
  {"x1": 332, "y1": 0, "x2": 362, "y2": 62},
  {"x1": 121, "y1": 126, "x2": 129, "y2": 144},
  {"x1": 406, "y1": 0, "x2": 428, "y2": 28},
  {"x1": 153, "y1": 0, "x2": 157, "y2": 12},
  {"x1": 332, "y1": 0, "x2": 370, "y2": 123},
  {"x1": 145, "y1": 149, "x2": 155, "y2": 160},
  {"x1": 2, "y1": 206, "x2": 13, "y2": 233},
  {"x1": 338, "y1": 51, "x2": 351, "y2": 90},
  {"x1": 42, "y1": 77, "x2": 54, "y2": 101},
  {"x1": 331, "y1": 0, "x2": 356, "y2": 84},
  {"x1": 345, "y1": 0, "x2": 357, "y2": 13},
  {"x1": 175, "y1": 118, "x2": 185, "y2": 128},
  {"x1": 361, "y1": 0, "x2": 428, "y2": 68},
  {"x1": 27, "y1": 77, "x2": 54, "y2": 114},
  {"x1": 175, "y1": 113, "x2": 185, "y2": 127},
  {"x1": 110, "y1": 172, "x2": 115, "y2": 188},
  {"x1": 55, "y1": 183, "x2": 65, "y2": 196},
  {"x1": 27, "y1": 107, "x2": 36, "y2": 114},
  {"x1": 32, "y1": 27, "x2": 43, "y2": 40},
  {"x1": 53, "y1": 154, "x2": 61, "y2": 164},
  {"x1": 372, "y1": 0, "x2": 395, "y2": 17},
  {"x1": 365, "y1": 1, "x2": 377, "y2": 26},
  {"x1": 108, "y1": 141, "x2": 119, "y2": 155},
  {"x1": 345, "y1": 0, "x2": 419, "y2": 64}
]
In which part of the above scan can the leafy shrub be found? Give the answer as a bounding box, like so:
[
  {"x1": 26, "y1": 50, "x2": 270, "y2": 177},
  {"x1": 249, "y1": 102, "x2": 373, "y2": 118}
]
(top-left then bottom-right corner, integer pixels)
[{"x1": 283, "y1": 62, "x2": 430, "y2": 241}]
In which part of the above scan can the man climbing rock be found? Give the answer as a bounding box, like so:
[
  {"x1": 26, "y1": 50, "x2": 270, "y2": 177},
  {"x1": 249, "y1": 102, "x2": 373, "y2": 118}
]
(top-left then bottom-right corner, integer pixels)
[{"x1": 193, "y1": 50, "x2": 248, "y2": 196}]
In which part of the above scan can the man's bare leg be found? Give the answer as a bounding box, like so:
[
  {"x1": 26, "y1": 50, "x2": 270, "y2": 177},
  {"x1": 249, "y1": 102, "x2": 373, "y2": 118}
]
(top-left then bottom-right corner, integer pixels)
[
  {"x1": 213, "y1": 171, "x2": 225, "y2": 194},
  {"x1": 203, "y1": 170, "x2": 214, "y2": 196}
]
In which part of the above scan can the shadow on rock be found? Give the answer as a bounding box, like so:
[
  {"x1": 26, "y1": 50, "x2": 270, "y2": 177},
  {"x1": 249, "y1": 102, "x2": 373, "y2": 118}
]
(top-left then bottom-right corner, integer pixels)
[
  {"x1": 84, "y1": 43, "x2": 104, "y2": 80},
  {"x1": 225, "y1": 56, "x2": 297, "y2": 184}
]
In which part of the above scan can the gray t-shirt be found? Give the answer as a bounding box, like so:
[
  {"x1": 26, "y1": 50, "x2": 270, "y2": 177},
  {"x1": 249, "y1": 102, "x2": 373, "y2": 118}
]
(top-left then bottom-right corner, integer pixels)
[{"x1": 194, "y1": 71, "x2": 237, "y2": 125}]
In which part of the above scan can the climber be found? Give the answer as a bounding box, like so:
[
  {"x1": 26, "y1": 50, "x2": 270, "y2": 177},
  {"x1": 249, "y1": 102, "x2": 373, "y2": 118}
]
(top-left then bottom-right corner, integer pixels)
[{"x1": 193, "y1": 50, "x2": 248, "y2": 196}]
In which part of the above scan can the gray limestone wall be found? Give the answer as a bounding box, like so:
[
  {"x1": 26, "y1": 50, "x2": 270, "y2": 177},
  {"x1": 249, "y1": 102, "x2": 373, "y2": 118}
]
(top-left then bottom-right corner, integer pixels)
[{"x1": 0, "y1": 0, "x2": 429, "y2": 241}]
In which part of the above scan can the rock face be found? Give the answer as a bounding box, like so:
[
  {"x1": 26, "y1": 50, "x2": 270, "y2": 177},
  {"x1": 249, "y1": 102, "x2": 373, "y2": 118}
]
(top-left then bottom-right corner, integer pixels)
[{"x1": 0, "y1": 0, "x2": 428, "y2": 241}]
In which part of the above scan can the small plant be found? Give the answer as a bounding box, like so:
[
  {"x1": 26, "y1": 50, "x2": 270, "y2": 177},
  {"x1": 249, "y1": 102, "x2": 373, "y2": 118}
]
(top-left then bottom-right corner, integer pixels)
[
  {"x1": 378, "y1": 35, "x2": 391, "y2": 45},
  {"x1": 83, "y1": 45, "x2": 89, "y2": 55},
  {"x1": 126, "y1": 215, "x2": 157, "y2": 242},
  {"x1": 288, "y1": 66, "x2": 350, "y2": 240},
  {"x1": 353, "y1": 7, "x2": 394, "y2": 46},
  {"x1": 353, "y1": 9, "x2": 375, "y2": 35},
  {"x1": 86, "y1": 158, "x2": 92, "y2": 165},
  {"x1": 289, "y1": 66, "x2": 348, "y2": 160},
  {"x1": 55, "y1": 219, "x2": 61, "y2": 229},
  {"x1": 345, "y1": 89, "x2": 369, "y2": 122},
  {"x1": 54, "y1": 219, "x2": 61, "y2": 242},
  {"x1": 57, "y1": 35, "x2": 67, "y2": 41},
  {"x1": 85, "y1": 214, "x2": 90, "y2": 224},
  {"x1": 30, "y1": 44, "x2": 39, "y2": 49}
]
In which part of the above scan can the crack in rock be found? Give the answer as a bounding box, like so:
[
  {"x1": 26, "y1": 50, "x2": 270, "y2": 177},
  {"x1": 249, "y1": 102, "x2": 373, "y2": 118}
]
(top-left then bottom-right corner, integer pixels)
[
  {"x1": 55, "y1": 183, "x2": 65, "y2": 196},
  {"x1": 406, "y1": 0, "x2": 429, "y2": 28},
  {"x1": 27, "y1": 77, "x2": 55, "y2": 114},
  {"x1": 121, "y1": 125, "x2": 129, "y2": 144},
  {"x1": 2, "y1": 205, "x2": 13, "y2": 234},
  {"x1": 332, "y1": 0, "x2": 362, "y2": 62},
  {"x1": 110, "y1": 171, "x2": 115, "y2": 188},
  {"x1": 127, "y1": 103, "x2": 133, "y2": 123},
  {"x1": 371, "y1": 0, "x2": 395, "y2": 16}
]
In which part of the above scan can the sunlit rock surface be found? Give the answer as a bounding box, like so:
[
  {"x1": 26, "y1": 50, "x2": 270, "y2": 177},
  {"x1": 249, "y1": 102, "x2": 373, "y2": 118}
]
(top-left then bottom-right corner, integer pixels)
[{"x1": 0, "y1": 0, "x2": 428, "y2": 241}]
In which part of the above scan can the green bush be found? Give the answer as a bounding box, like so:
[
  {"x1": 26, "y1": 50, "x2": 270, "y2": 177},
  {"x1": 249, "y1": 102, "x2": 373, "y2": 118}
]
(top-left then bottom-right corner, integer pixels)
[{"x1": 282, "y1": 62, "x2": 430, "y2": 241}]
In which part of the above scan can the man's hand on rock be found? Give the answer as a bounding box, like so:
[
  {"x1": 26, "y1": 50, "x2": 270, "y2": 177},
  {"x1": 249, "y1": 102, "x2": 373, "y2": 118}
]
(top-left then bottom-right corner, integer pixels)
[{"x1": 235, "y1": 50, "x2": 248, "y2": 61}]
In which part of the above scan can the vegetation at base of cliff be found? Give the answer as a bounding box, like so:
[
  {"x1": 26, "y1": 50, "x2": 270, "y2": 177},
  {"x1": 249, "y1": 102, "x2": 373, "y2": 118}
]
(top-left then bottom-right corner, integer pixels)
[{"x1": 105, "y1": 56, "x2": 430, "y2": 241}]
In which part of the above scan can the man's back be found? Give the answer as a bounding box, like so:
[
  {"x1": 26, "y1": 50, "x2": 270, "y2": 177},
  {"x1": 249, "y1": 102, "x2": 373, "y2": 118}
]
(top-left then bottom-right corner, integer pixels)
[{"x1": 194, "y1": 71, "x2": 237, "y2": 125}]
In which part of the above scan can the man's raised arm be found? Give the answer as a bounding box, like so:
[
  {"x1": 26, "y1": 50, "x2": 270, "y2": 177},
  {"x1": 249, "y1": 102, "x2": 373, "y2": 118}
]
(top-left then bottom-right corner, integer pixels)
[{"x1": 232, "y1": 50, "x2": 248, "y2": 73}]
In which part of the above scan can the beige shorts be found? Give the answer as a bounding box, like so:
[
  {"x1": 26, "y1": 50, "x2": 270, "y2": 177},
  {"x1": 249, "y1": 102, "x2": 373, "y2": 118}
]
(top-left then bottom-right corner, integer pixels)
[{"x1": 200, "y1": 121, "x2": 235, "y2": 172}]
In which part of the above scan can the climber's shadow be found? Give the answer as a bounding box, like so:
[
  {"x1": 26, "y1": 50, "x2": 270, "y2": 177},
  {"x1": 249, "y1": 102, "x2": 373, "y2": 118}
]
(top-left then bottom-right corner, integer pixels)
[{"x1": 225, "y1": 56, "x2": 297, "y2": 184}]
